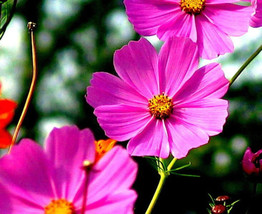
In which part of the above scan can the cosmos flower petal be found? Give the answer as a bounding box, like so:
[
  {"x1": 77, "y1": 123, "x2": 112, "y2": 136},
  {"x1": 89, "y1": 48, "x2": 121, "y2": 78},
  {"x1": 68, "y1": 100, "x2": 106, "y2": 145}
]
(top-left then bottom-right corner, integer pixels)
[
  {"x1": 125, "y1": 0, "x2": 250, "y2": 59},
  {"x1": 195, "y1": 15, "x2": 234, "y2": 59},
  {"x1": 86, "y1": 72, "x2": 147, "y2": 108},
  {"x1": 95, "y1": 104, "x2": 151, "y2": 141},
  {"x1": 250, "y1": 0, "x2": 262, "y2": 27},
  {"x1": 250, "y1": 13, "x2": 262, "y2": 27},
  {"x1": 173, "y1": 63, "x2": 229, "y2": 104},
  {"x1": 0, "y1": 140, "x2": 54, "y2": 210},
  {"x1": 166, "y1": 117, "x2": 209, "y2": 159},
  {"x1": 87, "y1": 37, "x2": 229, "y2": 158},
  {"x1": 242, "y1": 147, "x2": 257, "y2": 175},
  {"x1": 204, "y1": 4, "x2": 252, "y2": 36},
  {"x1": 157, "y1": 12, "x2": 197, "y2": 41},
  {"x1": 124, "y1": 0, "x2": 180, "y2": 36},
  {"x1": 0, "y1": 183, "x2": 13, "y2": 213},
  {"x1": 0, "y1": 195, "x2": 44, "y2": 214},
  {"x1": 114, "y1": 38, "x2": 159, "y2": 98},
  {"x1": 173, "y1": 99, "x2": 228, "y2": 136},
  {"x1": 86, "y1": 191, "x2": 137, "y2": 214},
  {"x1": 86, "y1": 146, "x2": 137, "y2": 213},
  {"x1": 127, "y1": 119, "x2": 170, "y2": 158},
  {"x1": 207, "y1": 0, "x2": 246, "y2": 3},
  {"x1": 158, "y1": 36, "x2": 199, "y2": 97},
  {"x1": 44, "y1": 126, "x2": 96, "y2": 200}
]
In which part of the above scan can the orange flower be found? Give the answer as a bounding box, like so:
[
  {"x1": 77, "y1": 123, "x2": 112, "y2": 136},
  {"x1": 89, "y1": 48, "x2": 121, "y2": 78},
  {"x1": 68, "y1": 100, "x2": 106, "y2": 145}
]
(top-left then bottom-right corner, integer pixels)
[
  {"x1": 0, "y1": 83, "x2": 17, "y2": 148},
  {"x1": 95, "y1": 139, "x2": 117, "y2": 162}
]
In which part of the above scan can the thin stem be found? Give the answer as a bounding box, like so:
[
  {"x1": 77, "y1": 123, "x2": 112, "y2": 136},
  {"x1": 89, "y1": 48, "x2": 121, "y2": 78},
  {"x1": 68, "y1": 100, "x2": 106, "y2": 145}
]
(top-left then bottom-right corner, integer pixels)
[
  {"x1": 167, "y1": 157, "x2": 177, "y2": 171},
  {"x1": 145, "y1": 157, "x2": 177, "y2": 214},
  {"x1": 229, "y1": 43, "x2": 262, "y2": 86},
  {"x1": 145, "y1": 170, "x2": 167, "y2": 214},
  {"x1": 8, "y1": 22, "x2": 37, "y2": 153},
  {"x1": 81, "y1": 161, "x2": 93, "y2": 214},
  {"x1": 81, "y1": 172, "x2": 89, "y2": 214}
]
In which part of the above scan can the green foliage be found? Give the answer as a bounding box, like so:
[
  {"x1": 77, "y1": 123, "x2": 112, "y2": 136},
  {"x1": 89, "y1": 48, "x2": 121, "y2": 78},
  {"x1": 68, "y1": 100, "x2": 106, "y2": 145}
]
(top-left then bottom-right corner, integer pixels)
[{"x1": 0, "y1": 0, "x2": 16, "y2": 39}]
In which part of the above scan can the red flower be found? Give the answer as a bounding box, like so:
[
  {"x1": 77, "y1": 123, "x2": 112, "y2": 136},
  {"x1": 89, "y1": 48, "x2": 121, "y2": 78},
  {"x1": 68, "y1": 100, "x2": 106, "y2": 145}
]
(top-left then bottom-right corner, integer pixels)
[{"x1": 0, "y1": 84, "x2": 17, "y2": 148}]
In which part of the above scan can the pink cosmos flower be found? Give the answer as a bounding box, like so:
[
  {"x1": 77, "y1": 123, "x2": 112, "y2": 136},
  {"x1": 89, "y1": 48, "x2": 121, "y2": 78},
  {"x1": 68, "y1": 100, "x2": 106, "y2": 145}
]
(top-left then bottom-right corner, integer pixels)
[
  {"x1": 0, "y1": 125, "x2": 137, "y2": 213},
  {"x1": 124, "y1": 0, "x2": 252, "y2": 59},
  {"x1": 86, "y1": 37, "x2": 229, "y2": 159},
  {"x1": 242, "y1": 147, "x2": 262, "y2": 178},
  {"x1": 250, "y1": 0, "x2": 262, "y2": 27}
]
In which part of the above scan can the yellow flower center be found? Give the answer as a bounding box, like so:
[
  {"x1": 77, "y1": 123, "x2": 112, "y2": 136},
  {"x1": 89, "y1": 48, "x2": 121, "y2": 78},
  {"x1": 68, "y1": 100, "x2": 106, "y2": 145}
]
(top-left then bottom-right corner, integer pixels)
[
  {"x1": 180, "y1": 0, "x2": 205, "y2": 14},
  {"x1": 44, "y1": 199, "x2": 75, "y2": 214},
  {"x1": 148, "y1": 93, "x2": 173, "y2": 119}
]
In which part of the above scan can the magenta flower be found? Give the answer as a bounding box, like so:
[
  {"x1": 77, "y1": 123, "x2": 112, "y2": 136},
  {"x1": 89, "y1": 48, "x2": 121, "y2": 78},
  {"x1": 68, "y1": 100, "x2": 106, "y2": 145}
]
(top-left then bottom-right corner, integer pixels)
[
  {"x1": 86, "y1": 37, "x2": 229, "y2": 159},
  {"x1": 242, "y1": 147, "x2": 262, "y2": 178},
  {"x1": 124, "y1": 0, "x2": 252, "y2": 59},
  {"x1": 0, "y1": 125, "x2": 137, "y2": 213},
  {"x1": 250, "y1": 0, "x2": 262, "y2": 27}
]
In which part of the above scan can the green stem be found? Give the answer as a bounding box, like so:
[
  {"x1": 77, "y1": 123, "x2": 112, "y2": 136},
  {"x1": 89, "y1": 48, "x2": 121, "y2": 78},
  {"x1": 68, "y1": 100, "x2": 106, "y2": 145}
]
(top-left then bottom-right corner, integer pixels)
[
  {"x1": 145, "y1": 170, "x2": 167, "y2": 214},
  {"x1": 167, "y1": 158, "x2": 177, "y2": 171},
  {"x1": 229, "y1": 43, "x2": 262, "y2": 86},
  {"x1": 145, "y1": 158, "x2": 177, "y2": 214}
]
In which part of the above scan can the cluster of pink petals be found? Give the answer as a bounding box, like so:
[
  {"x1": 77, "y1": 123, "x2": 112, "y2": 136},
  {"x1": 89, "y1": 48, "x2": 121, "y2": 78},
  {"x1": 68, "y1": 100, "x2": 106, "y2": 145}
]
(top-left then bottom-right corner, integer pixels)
[
  {"x1": 124, "y1": 0, "x2": 252, "y2": 59},
  {"x1": 0, "y1": 125, "x2": 137, "y2": 213},
  {"x1": 86, "y1": 37, "x2": 229, "y2": 159},
  {"x1": 242, "y1": 147, "x2": 262, "y2": 177},
  {"x1": 251, "y1": 0, "x2": 262, "y2": 27}
]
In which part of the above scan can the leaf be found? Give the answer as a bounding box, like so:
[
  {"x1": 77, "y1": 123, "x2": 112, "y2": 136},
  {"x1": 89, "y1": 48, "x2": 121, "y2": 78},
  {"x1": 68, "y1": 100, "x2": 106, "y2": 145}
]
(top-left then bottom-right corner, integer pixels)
[
  {"x1": 170, "y1": 171, "x2": 200, "y2": 178},
  {"x1": 144, "y1": 156, "x2": 160, "y2": 172},
  {"x1": 0, "y1": 0, "x2": 17, "y2": 39},
  {"x1": 168, "y1": 162, "x2": 192, "y2": 172},
  {"x1": 208, "y1": 193, "x2": 215, "y2": 205},
  {"x1": 144, "y1": 156, "x2": 167, "y2": 173}
]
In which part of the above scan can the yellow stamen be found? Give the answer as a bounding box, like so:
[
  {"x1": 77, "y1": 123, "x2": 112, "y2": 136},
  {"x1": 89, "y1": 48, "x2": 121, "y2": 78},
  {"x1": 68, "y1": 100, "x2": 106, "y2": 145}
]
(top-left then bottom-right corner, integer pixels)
[
  {"x1": 148, "y1": 93, "x2": 173, "y2": 120},
  {"x1": 180, "y1": 0, "x2": 205, "y2": 14},
  {"x1": 44, "y1": 199, "x2": 75, "y2": 214}
]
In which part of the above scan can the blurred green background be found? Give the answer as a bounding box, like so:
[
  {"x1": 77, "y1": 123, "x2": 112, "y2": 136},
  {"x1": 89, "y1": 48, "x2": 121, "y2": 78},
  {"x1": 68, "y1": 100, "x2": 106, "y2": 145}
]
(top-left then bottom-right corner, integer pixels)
[{"x1": 1, "y1": 0, "x2": 262, "y2": 213}]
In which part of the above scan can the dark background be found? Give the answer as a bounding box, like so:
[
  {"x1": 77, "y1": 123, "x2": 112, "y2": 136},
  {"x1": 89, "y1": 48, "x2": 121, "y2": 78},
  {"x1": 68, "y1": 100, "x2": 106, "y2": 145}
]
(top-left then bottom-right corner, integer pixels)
[{"x1": 1, "y1": 0, "x2": 262, "y2": 213}]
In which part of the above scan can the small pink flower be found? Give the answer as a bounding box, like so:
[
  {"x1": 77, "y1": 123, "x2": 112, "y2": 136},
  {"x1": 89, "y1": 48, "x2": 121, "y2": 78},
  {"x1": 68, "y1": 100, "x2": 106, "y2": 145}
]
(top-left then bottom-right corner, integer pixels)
[
  {"x1": 124, "y1": 0, "x2": 252, "y2": 59},
  {"x1": 0, "y1": 125, "x2": 137, "y2": 213},
  {"x1": 242, "y1": 147, "x2": 262, "y2": 178},
  {"x1": 250, "y1": 0, "x2": 262, "y2": 27},
  {"x1": 86, "y1": 37, "x2": 229, "y2": 159}
]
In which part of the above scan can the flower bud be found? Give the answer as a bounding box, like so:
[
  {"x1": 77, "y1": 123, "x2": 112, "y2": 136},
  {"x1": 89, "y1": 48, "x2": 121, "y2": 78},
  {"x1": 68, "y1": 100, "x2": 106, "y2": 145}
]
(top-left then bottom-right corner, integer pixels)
[
  {"x1": 211, "y1": 204, "x2": 227, "y2": 214},
  {"x1": 242, "y1": 147, "x2": 262, "y2": 180},
  {"x1": 215, "y1": 195, "x2": 230, "y2": 203}
]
